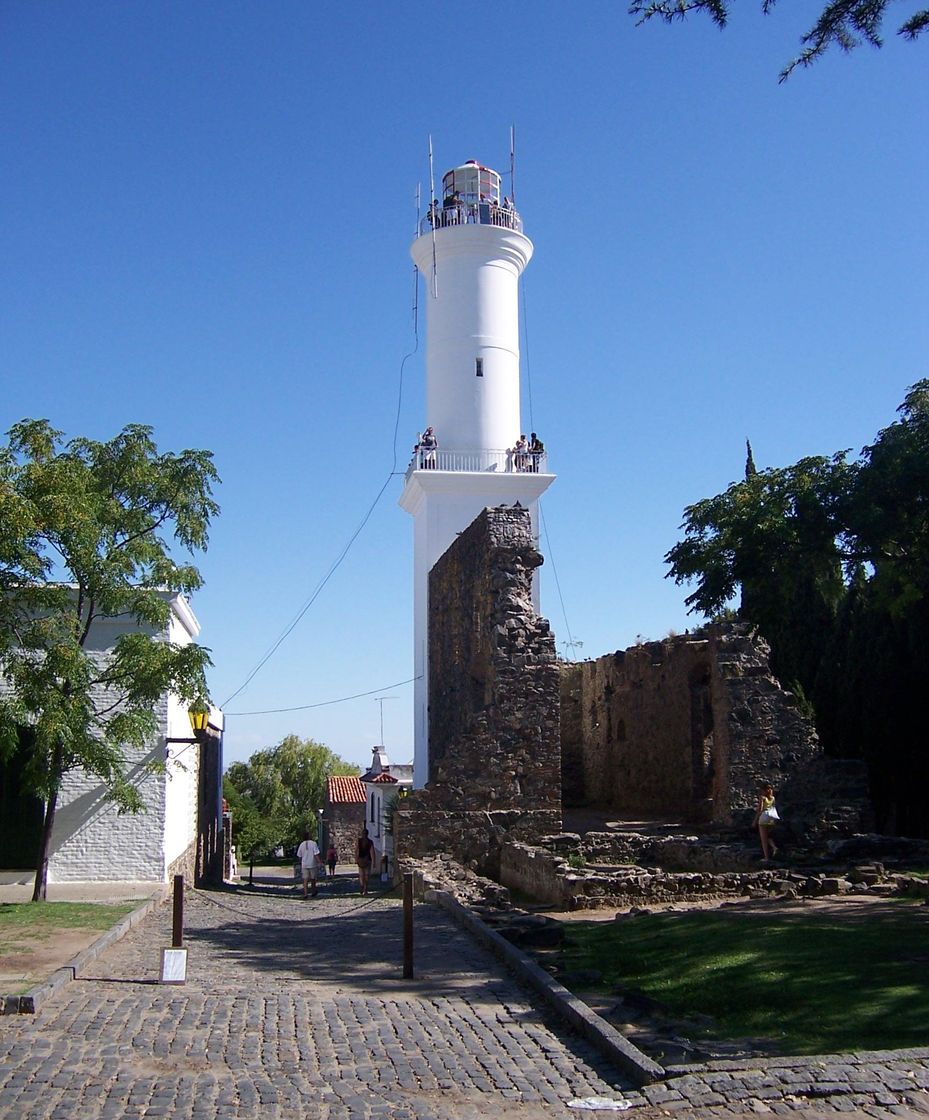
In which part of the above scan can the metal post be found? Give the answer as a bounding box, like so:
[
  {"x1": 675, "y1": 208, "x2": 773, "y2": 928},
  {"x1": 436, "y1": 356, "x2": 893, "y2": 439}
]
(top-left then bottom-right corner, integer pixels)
[
  {"x1": 172, "y1": 874, "x2": 184, "y2": 948},
  {"x1": 402, "y1": 872, "x2": 414, "y2": 979}
]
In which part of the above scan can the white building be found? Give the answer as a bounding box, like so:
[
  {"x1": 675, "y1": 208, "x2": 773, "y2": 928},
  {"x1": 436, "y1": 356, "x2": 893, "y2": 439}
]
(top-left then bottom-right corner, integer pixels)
[
  {"x1": 0, "y1": 593, "x2": 223, "y2": 885},
  {"x1": 360, "y1": 745, "x2": 413, "y2": 877},
  {"x1": 399, "y1": 159, "x2": 555, "y2": 786}
]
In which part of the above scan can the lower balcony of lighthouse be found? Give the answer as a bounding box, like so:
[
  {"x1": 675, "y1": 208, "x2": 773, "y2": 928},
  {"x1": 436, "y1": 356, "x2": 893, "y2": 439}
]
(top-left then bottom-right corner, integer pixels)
[
  {"x1": 404, "y1": 447, "x2": 549, "y2": 480},
  {"x1": 399, "y1": 447, "x2": 554, "y2": 517}
]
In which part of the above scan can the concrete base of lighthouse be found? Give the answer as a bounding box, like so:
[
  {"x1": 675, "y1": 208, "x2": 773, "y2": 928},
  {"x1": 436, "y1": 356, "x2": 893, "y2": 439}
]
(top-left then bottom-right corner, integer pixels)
[{"x1": 400, "y1": 466, "x2": 555, "y2": 788}]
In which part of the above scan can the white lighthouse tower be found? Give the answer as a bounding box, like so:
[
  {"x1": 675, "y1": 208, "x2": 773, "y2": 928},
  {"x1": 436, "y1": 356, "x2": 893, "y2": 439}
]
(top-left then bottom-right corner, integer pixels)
[{"x1": 399, "y1": 159, "x2": 555, "y2": 787}]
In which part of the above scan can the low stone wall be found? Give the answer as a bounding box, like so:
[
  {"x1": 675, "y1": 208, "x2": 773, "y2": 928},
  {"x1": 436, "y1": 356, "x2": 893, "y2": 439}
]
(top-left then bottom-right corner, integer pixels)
[
  {"x1": 166, "y1": 837, "x2": 197, "y2": 885},
  {"x1": 499, "y1": 841, "x2": 762, "y2": 910},
  {"x1": 499, "y1": 838, "x2": 926, "y2": 911},
  {"x1": 395, "y1": 804, "x2": 561, "y2": 880},
  {"x1": 578, "y1": 831, "x2": 760, "y2": 873},
  {"x1": 404, "y1": 854, "x2": 512, "y2": 908}
]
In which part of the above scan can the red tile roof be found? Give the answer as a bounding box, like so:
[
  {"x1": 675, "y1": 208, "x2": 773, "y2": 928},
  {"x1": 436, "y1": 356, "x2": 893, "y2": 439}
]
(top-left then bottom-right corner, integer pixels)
[
  {"x1": 327, "y1": 775, "x2": 366, "y2": 804},
  {"x1": 369, "y1": 772, "x2": 399, "y2": 783}
]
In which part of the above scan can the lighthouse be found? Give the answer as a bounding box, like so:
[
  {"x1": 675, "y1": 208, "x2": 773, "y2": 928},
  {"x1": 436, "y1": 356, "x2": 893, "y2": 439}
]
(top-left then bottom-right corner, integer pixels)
[{"x1": 399, "y1": 159, "x2": 555, "y2": 787}]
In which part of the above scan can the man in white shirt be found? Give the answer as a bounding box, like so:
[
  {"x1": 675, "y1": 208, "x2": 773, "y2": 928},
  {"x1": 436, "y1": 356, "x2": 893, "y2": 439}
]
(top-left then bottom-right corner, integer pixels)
[{"x1": 296, "y1": 831, "x2": 321, "y2": 899}]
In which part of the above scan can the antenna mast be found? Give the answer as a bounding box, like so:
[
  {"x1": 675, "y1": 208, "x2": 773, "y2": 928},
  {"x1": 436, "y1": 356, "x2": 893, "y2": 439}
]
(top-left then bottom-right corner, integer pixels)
[
  {"x1": 374, "y1": 696, "x2": 397, "y2": 747},
  {"x1": 428, "y1": 135, "x2": 438, "y2": 298},
  {"x1": 510, "y1": 125, "x2": 516, "y2": 206}
]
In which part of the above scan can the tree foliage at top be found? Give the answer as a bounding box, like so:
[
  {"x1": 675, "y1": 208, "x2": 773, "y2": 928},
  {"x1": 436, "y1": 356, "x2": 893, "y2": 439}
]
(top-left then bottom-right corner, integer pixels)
[
  {"x1": 0, "y1": 419, "x2": 219, "y2": 899},
  {"x1": 224, "y1": 735, "x2": 359, "y2": 856},
  {"x1": 629, "y1": 1, "x2": 929, "y2": 79},
  {"x1": 666, "y1": 381, "x2": 929, "y2": 834}
]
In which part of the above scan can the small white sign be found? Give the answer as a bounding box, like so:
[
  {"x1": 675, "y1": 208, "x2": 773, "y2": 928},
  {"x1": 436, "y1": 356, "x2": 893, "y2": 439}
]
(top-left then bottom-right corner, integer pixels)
[{"x1": 160, "y1": 948, "x2": 188, "y2": 984}]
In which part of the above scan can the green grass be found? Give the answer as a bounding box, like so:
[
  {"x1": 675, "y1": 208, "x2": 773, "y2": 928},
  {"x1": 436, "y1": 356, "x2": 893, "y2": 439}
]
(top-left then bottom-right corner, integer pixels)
[
  {"x1": 0, "y1": 901, "x2": 136, "y2": 951},
  {"x1": 0, "y1": 901, "x2": 136, "y2": 930},
  {"x1": 560, "y1": 903, "x2": 929, "y2": 1054},
  {"x1": 0, "y1": 901, "x2": 138, "y2": 994}
]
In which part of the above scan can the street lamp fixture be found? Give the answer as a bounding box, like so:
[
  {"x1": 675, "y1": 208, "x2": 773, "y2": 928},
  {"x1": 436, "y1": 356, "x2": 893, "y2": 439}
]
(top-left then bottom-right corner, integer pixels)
[
  {"x1": 187, "y1": 704, "x2": 210, "y2": 735},
  {"x1": 165, "y1": 702, "x2": 212, "y2": 758}
]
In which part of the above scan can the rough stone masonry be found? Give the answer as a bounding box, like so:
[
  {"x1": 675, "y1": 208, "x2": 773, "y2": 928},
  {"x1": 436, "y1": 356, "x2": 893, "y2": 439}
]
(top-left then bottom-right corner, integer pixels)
[{"x1": 396, "y1": 505, "x2": 562, "y2": 876}]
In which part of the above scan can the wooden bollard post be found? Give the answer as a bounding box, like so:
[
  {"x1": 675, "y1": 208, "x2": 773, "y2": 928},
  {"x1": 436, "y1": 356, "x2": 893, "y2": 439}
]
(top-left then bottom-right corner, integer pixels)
[
  {"x1": 172, "y1": 874, "x2": 184, "y2": 948},
  {"x1": 402, "y1": 872, "x2": 414, "y2": 979}
]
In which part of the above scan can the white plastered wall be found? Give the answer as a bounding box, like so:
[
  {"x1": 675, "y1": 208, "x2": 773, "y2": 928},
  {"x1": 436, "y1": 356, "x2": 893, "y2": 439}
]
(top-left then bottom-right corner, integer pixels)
[{"x1": 48, "y1": 593, "x2": 203, "y2": 883}]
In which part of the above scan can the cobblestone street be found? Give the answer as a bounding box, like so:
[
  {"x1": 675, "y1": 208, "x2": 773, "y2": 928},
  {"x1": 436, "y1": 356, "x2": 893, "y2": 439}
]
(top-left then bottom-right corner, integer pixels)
[
  {"x1": 0, "y1": 874, "x2": 638, "y2": 1120},
  {"x1": 2, "y1": 873, "x2": 928, "y2": 1119}
]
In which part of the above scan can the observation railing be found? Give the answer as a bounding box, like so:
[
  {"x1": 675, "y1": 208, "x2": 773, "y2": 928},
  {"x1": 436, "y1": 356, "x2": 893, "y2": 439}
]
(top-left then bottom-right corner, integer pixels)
[
  {"x1": 418, "y1": 202, "x2": 523, "y2": 237},
  {"x1": 406, "y1": 446, "x2": 548, "y2": 480}
]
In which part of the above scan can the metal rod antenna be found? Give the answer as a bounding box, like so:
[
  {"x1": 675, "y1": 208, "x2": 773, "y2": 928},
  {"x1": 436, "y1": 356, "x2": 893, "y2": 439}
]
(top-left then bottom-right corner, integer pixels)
[
  {"x1": 412, "y1": 183, "x2": 422, "y2": 333},
  {"x1": 510, "y1": 124, "x2": 516, "y2": 206},
  {"x1": 374, "y1": 696, "x2": 397, "y2": 746},
  {"x1": 428, "y1": 134, "x2": 438, "y2": 298}
]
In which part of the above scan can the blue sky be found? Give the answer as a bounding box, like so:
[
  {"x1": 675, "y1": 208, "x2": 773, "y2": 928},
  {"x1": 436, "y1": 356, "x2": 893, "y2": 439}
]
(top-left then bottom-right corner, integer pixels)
[{"x1": 2, "y1": 2, "x2": 926, "y2": 772}]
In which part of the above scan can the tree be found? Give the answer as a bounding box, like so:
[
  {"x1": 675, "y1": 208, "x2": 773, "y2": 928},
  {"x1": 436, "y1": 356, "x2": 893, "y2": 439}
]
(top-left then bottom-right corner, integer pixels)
[
  {"x1": 629, "y1": 1, "x2": 929, "y2": 79},
  {"x1": 0, "y1": 420, "x2": 219, "y2": 900},
  {"x1": 665, "y1": 453, "x2": 851, "y2": 698},
  {"x1": 224, "y1": 735, "x2": 358, "y2": 855},
  {"x1": 847, "y1": 379, "x2": 929, "y2": 609},
  {"x1": 222, "y1": 778, "x2": 279, "y2": 884},
  {"x1": 666, "y1": 381, "x2": 929, "y2": 834}
]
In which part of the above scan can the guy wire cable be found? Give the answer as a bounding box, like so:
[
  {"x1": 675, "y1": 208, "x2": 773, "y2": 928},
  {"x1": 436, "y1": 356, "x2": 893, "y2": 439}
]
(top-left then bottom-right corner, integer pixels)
[
  {"x1": 520, "y1": 258, "x2": 578, "y2": 659},
  {"x1": 221, "y1": 260, "x2": 421, "y2": 709},
  {"x1": 228, "y1": 675, "x2": 421, "y2": 717}
]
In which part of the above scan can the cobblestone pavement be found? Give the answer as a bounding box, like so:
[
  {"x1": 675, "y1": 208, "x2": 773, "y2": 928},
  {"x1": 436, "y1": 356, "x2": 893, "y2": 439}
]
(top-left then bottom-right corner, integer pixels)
[
  {"x1": 1, "y1": 872, "x2": 928, "y2": 1119},
  {"x1": 0, "y1": 873, "x2": 639, "y2": 1120}
]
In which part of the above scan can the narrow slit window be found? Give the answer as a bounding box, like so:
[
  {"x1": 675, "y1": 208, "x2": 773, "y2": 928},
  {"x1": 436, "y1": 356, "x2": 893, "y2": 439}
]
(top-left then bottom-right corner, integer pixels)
[{"x1": 475, "y1": 358, "x2": 484, "y2": 377}]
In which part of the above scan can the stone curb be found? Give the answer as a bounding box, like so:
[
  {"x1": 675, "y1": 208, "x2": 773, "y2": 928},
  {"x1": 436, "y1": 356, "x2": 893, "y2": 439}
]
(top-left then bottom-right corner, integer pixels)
[
  {"x1": 427, "y1": 888, "x2": 666, "y2": 1087},
  {"x1": 2, "y1": 886, "x2": 169, "y2": 1015}
]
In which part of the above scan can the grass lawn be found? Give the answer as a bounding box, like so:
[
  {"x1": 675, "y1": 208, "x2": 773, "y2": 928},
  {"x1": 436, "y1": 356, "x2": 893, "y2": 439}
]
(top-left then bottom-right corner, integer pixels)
[
  {"x1": 560, "y1": 901, "x2": 929, "y2": 1054},
  {"x1": 0, "y1": 901, "x2": 137, "y2": 994}
]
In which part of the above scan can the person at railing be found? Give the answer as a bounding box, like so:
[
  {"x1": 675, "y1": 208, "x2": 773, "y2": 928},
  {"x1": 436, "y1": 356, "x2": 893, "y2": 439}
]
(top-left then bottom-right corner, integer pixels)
[
  {"x1": 529, "y1": 432, "x2": 544, "y2": 473},
  {"x1": 417, "y1": 426, "x2": 438, "y2": 469},
  {"x1": 443, "y1": 192, "x2": 462, "y2": 225},
  {"x1": 513, "y1": 434, "x2": 529, "y2": 472},
  {"x1": 426, "y1": 199, "x2": 439, "y2": 228}
]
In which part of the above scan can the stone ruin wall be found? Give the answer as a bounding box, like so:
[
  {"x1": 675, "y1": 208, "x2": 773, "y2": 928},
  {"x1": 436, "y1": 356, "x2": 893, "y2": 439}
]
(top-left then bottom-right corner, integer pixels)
[
  {"x1": 395, "y1": 505, "x2": 562, "y2": 875},
  {"x1": 561, "y1": 637, "x2": 719, "y2": 820},
  {"x1": 561, "y1": 624, "x2": 872, "y2": 834},
  {"x1": 325, "y1": 804, "x2": 365, "y2": 869}
]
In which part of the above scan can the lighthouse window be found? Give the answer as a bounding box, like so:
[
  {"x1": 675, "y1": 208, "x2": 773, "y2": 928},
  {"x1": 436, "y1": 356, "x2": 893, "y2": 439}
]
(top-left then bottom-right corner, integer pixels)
[{"x1": 475, "y1": 358, "x2": 484, "y2": 378}]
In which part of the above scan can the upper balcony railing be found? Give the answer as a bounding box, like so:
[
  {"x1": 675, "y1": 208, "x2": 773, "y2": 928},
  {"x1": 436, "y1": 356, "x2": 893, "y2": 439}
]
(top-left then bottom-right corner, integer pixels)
[
  {"x1": 406, "y1": 446, "x2": 548, "y2": 480},
  {"x1": 419, "y1": 201, "x2": 523, "y2": 238}
]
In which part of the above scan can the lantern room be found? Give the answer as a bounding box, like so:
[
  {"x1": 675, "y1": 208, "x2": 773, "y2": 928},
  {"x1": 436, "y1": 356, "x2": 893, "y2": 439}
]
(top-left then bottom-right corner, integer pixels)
[{"x1": 442, "y1": 160, "x2": 501, "y2": 205}]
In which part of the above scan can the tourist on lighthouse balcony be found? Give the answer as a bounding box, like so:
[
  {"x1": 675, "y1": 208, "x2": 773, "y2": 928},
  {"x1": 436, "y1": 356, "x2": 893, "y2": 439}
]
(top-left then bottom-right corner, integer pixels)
[
  {"x1": 418, "y1": 426, "x2": 437, "y2": 469},
  {"x1": 513, "y1": 434, "x2": 529, "y2": 472},
  {"x1": 529, "y1": 432, "x2": 544, "y2": 473}
]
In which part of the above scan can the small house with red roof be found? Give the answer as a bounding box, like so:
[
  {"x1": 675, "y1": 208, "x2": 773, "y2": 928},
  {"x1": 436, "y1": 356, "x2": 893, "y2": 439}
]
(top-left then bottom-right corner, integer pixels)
[{"x1": 324, "y1": 774, "x2": 365, "y2": 873}]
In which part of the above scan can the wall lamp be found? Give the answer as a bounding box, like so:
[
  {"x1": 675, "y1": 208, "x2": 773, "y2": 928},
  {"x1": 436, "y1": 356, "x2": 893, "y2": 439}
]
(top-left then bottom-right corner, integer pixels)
[{"x1": 165, "y1": 703, "x2": 212, "y2": 759}]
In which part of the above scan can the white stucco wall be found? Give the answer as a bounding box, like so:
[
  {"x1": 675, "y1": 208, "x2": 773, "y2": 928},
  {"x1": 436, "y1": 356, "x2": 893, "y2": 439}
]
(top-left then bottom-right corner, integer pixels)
[{"x1": 22, "y1": 592, "x2": 207, "y2": 884}]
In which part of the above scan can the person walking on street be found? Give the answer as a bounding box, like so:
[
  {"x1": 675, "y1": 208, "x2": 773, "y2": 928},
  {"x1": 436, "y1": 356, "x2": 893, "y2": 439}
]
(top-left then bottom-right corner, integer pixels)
[
  {"x1": 326, "y1": 843, "x2": 337, "y2": 877},
  {"x1": 296, "y1": 830, "x2": 321, "y2": 899},
  {"x1": 356, "y1": 828, "x2": 375, "y2": 896}
]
